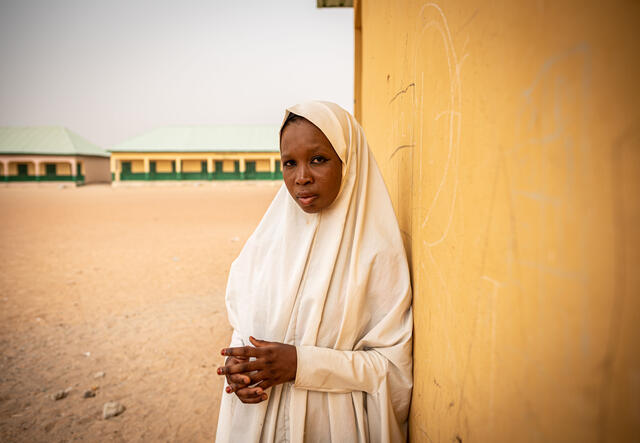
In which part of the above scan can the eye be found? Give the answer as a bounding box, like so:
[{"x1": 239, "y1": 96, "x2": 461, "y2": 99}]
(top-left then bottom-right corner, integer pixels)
[
  {"x1": 311, "y1": 156, "x2": 328, "y2": 164},
  {"x1": 283, "y1": 160, "x2": 296, "y2": 168}
]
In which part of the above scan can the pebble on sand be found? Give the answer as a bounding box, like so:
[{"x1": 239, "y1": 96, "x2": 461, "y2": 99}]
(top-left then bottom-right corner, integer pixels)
[
  {"x1": 51, "y1": 387, "x2": 72, "y2": 401},
  {"x1": 103, "y1": 401, "x2": 125, "y2": 419},
  {"x1": 94, "y1": 371, "x2": 106, "y2": 379},
  {"x1": 83, "y1": 390, "x2": 96, "y2": 398}
]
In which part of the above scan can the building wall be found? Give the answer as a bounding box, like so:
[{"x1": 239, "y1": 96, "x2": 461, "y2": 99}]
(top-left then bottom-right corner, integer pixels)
[
  {"x1": 56, "y1": 163, "x2": 71, "y2": 175},
  {"x1": 255, "y1": 159, "x2": 270, "y2": 172},
  {"x1": 156, "y1": 160, "x2": 173, "y2": 173},
  {"x1": 80, "y1": 156, "x2": 111, "y2": 184},
  {"x1": 222, "y1": 160, "x2": 236, "y2": 173},
  {"x1": 129, "y1": 160, "x2": 144, "y2": 173},
  {"x1": 7, "y1": 161, "x2": 35, "y2": 175},
  {"x1": 356, "y1": 1, "x2": 640, "y2": 441},
  {"x1": 0, "y1": 155, "x2": 109, "y2": 183},
  {"x1": 182, "y1": 159, "x2": 203, "y2": 172},
  {"x1": 109, "y1": 152, "x2": 282, "y2": 181}
]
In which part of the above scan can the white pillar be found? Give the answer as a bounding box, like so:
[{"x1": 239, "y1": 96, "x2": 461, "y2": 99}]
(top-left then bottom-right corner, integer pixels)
[{"x1": 69, "y1": 158, "x2": 77, "y2": 182}]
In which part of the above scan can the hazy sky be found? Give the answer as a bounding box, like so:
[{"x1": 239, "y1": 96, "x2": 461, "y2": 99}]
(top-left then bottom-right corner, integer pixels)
[{"x1": 0, "y1": 1, "x2": 354, "y2": 147}]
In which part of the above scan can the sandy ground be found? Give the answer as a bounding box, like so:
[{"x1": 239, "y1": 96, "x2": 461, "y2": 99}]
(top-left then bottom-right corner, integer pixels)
[{"x1": 0, "y1": 182, "x2": 280, "y2": 442}]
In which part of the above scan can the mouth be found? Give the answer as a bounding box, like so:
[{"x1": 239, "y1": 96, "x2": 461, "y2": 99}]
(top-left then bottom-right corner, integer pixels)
[{"x1": 296, "y1": 194, "x2": 318, "y2": 206}]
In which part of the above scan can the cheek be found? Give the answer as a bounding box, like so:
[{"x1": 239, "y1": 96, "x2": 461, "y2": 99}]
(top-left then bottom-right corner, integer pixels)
[
  {"x1": 283, "y1": 172, "x2": 295, "y2": 194},
  {"x1": 319, "y1": 167, "x2": 342, "y2": 201}
]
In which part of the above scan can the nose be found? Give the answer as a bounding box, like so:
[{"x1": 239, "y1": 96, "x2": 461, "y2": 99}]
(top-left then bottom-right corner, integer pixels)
[{"x1": 295, "y1": 164, "x2": 313, "y2": 185}]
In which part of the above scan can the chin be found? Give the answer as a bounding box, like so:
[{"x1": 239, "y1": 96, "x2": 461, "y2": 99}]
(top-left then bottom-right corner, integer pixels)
[{"x1": 300, "y1": 205, "x2": 321, "y2": 214}]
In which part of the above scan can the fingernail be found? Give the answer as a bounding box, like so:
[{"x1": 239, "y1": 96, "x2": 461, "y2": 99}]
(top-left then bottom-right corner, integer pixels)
[
  {"x1": 217, "y1": 368, "x2": 223, "y2": 375},
  {"x1": 225, "y1": 386, "x2": 232, "y2": 393},
  {"x1": 221, "y1": 349, "x2": 226, "y2": 356},
  {"x1": 262, "y1": 394, "x2": 268, "y2": 400},
  {"x1": 256, "y1": 388, "x2": 263, "y2": 395}
]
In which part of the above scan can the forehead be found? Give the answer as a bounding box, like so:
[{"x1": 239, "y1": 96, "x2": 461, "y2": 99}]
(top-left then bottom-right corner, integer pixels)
[{"x1": 280, "y1": 120, "x2": 334, "y2": 155}]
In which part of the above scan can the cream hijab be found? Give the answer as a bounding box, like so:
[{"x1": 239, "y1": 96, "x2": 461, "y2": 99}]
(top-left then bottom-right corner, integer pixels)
[{"x1": 217, "y1": 101, "x2": 413, "y2": 442}]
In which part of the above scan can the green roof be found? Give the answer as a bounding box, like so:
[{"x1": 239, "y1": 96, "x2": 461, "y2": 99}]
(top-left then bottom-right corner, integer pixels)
[
  {"x1": 0, "y1": 126, "x2": 109, "y2": 157},
  {"x1": 110, "y1": 125, "x2": 280, "y2": 153}
]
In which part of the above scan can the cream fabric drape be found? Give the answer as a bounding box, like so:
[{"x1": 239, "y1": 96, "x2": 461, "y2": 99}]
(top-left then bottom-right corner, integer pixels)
[{"x1": 215, "y1": 101, "x2": 413, "y2": 443}]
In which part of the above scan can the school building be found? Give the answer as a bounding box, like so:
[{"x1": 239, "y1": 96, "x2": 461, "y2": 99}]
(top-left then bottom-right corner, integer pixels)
[
  {"x1": 0, "y1": 126, "x2": 111, "y2": 184},
  {"x1": 108, "y1": 126, "x2": 282, "y2": 182}
]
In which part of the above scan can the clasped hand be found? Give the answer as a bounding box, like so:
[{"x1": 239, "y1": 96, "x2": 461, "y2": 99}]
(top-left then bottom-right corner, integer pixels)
[{"x1": 217, "y1": 336, "x2": 297, "y2": 404}]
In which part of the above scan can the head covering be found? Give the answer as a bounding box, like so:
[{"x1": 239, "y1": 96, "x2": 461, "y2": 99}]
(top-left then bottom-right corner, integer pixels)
[{"x1": 216, "y1": 101, "x2": 413, "y2": 442}]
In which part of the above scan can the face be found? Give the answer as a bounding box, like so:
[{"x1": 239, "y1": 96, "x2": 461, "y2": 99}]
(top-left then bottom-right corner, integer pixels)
[{"x1": 280, "y1": 118, "x2": 343, "y2": 213}]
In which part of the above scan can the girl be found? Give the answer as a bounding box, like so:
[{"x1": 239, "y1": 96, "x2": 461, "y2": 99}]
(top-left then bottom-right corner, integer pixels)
[{"x1": 216, "y1": 101, "x2": 413, "y2": 442}]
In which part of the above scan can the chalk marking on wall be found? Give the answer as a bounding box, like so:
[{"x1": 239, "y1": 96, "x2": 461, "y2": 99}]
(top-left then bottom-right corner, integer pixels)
[
  {"x1": 435, "y1": 110, "x2": 461, "y2": 121},
  {"x1": 511, "y1": 190, "x2": 561, "y2": 207},
  {"x1": 413, "y1": 3, "x2": 468, "y2": 251},
  {"x1": 425, "y1": 240, "x2": 449, "y2": 294}
]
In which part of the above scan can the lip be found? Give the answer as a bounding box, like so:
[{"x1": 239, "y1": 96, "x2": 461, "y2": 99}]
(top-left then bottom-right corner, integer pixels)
[{"x1": 296, "y1": 194, "x2": 318, "y2": 206}]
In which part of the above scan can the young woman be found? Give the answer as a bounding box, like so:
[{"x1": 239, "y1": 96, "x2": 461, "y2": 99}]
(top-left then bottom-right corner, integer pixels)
[{"x1": 215, "y1": 101, "x2": 413, "y2": 442}]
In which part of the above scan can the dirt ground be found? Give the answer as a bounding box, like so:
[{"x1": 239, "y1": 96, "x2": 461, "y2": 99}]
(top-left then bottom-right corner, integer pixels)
[{"x1": 0, "y1": 182, "x2": 280, "y2": 442}]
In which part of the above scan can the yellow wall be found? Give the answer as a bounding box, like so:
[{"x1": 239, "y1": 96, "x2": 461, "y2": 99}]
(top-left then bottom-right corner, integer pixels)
[
  {"x1": 255, "y1": 159, "x2": 270, "y2": 172},
  {"x1": 8, "y1": 162, "x2": 35, "y2": 175},
  {"x1": 128, "y1": 160, "x2": 144, "y2": 173},
  {"x1": 56, "y1": 162, "x2": 71, "y2": 175},
  {"x1": 182, "y1": 159, "x2": 203, "y2": 172},
  {"x1": 222, "y1": 159, "x2": 236, "y2": 172},
  {"x1": 38, "y1": 162, "x2": 72, "y2": 175},
  {"x1": 356, "y1": 1, "x2": 640, "y2": 441},
  {"x1": 156, "y1": 160, "x2": 173, "y2": 173},
  {"x1": 109, "y1": 152, "x2": 279, "y2": 174}
]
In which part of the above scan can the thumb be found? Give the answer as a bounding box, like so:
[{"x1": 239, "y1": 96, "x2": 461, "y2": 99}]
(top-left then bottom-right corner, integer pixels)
[{"x1": 249, "y1": 336, "x2": 270, "y2": 347}]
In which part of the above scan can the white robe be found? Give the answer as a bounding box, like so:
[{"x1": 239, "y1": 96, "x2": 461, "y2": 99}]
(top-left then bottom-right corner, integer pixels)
[{"x1": 215, "y1": 101, "x2": 413, "y2": 443}]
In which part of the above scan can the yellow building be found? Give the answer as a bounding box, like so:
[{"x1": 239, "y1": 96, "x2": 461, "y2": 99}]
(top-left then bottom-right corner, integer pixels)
[
  {"x1": 109, "y1": 126, "x2": 282, "y2": 182},
  {"x1": 355, "y1": 1, "x2": 639, "y2": 441},
  {"x1": 0, "y1": 126, "x2": 111, "y2": 184}
]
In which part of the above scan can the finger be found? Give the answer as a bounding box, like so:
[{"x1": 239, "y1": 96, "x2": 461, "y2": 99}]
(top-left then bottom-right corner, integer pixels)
[
  {"x1": 236, "y1": 387, "x2": 268, "y2": 403},
  {"x1": 246, "y1": 370, "x2": 268, "y2": 385},
  {"x1": 218, "y1": 360, "x2": 263, "y2": 375},
  {"x1": 229, "y1": 373, "x2": 251, "y2": 386},
  {"x1": 225, "y1": 382, "x2": 248, "y2": 394},
  {"x1": 221, "y1": 346, "x2": 262, "y2": 358},
  {"x1": 249, "y1": 336, "x2": 272, "y2": 347}
]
